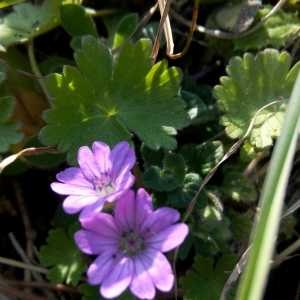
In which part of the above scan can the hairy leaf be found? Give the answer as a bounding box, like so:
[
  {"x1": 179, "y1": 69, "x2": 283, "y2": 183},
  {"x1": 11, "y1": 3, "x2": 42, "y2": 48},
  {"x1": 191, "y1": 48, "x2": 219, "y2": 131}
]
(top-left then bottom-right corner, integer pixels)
[
  {"x1": 167, "y1": 173, "x2": 204, "y2": 209},
  {"x1": 228, "y1": 210, "x2": 253, "y2": 242},
  {"x1": 222, "y1": 168, "x2": 257, "y2": 204},
  {"x1": 39, "y1": 225, "x2": 86, "y2": 285},
  {"x1": 0, "y1": 0, "x2": 60, "y2": 49},
  {"x1": 181, "y1": 255, "x2": 237, "y2": 300},
  {"x1": 180, "y1": 141, "x2": 224, "y2": 175},
  {"x1": 40, "y1": 36, "x2": 187, "y2": 162},
  {"x1": 214, "y1": 49, "x2": 300, "y2": 149},
  {"x1": 143, "y1": 153, "x2": 186, "y2": 192},
  {"x1": 192, "y1": 204, "x2": 232, "y2": 255}
]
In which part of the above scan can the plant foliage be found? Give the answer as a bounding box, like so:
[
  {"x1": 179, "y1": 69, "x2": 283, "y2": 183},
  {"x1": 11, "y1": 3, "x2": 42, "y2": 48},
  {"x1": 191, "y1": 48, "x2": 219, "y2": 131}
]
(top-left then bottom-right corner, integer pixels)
[
  {"x1": 0, "y1": 0, "x2": 60, "y2": 49},
  {"x1": 39, "y1": 225, "x2": 86, "y2": 285},
  {"x1": 40, "y1": 36, "x2": 188, "y2": 162},
  {"x1": 0, "y1": 64, "x2": 22, "y2": 153},
  {"x1": 214, "y1": 49, "x2": 300, "y2": 149}
]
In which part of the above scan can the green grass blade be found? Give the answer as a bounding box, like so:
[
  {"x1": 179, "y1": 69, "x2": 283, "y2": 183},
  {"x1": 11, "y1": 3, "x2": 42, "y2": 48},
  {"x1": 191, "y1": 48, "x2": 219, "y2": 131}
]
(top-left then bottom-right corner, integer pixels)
[{"x1": 236, "y1": 71, "x2": 300, "y2": 300}]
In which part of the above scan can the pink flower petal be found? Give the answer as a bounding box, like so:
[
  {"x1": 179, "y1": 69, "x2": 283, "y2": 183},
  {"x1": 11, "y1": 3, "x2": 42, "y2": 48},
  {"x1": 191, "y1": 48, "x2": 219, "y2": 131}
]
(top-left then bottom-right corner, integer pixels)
[
  {"x1": 130, "y1": 256, "x2": 156, "y2": 300},
  {"x1": 56, "y1": 167, "x2": 93, "y2": 188},
  {"x1": 78, "y1": 192, "x2": 123, "y2": 221},
  {"x1": 92, "y1": 141, "x2": 112, "y2": 174},
  {"x1": 114, "y1": 189, "x2": 153, "y2": 231},
  {"x1": 50, "y1": 182, "x2": 96, "y2": 196},
  {"x1": 77, "y1": 146, "x2": 101, "y2": 181},
  {"x1": 80, "y1": 213, "x2": 120, "y2": 238},
  {"x1": 114, "y1": 190, "x2": 136, "y2": 230},
  {"x1": 87, "y1": 252, "x2": 117, "y2": 285},
  {"x1": 142, "y1": 249, "x2": 174, "y2": 292},
  {"x1": 62, "y1": 195, "x2": 100, "y2": 214},
  {"x1": 141, "y1": 207, "x2": 180, "y2": 236},
  {"x1": 147, "y1": 223, "x2": 189, "y2": 252},
  {"x1": 74, "y1": 230, "x2": 118, "y2": 255},
  {"x1": 100, "y1": 256, "x2": 133, "y2": 299},
  {"x1": 114, "y1": 172, "x2": 135, "y2": 190},
  {"x1": 135, "y1": 188, "x2": 153, "y2": 230},
  {"x1": 110, "y1": 141, "x2": 136, "y2": 180}
]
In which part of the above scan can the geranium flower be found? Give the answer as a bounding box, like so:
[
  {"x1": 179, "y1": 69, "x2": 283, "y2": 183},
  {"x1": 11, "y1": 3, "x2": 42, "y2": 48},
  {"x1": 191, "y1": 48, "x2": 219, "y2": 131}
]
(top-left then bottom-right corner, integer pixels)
[
  {"x1": 75, "y1": 188, "x2": 189, "y2": 299},
  {"x1": 51, "y1": 141, "x2": 135, "y2": 219}
]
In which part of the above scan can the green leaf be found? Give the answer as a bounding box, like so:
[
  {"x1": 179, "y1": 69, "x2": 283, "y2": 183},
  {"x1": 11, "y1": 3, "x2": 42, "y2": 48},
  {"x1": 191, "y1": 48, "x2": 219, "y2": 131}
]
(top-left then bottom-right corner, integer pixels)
[
  {"x1": 181, "y1": 141, "x2": 224, "y2": 175},
  {"x1": 143, "y1": 153, "x2": 186, "y2": 192},
  {"x1": 214, "y1": 49, "x2": 300, "y2": 149},
  {"x1": 112, "y1": 13, "x2": 138, "y2": 48},
  {"x1": 181, "y1": 255, "x2": 237, "y2": 300},
  {"x1": 39, "y1": 225, "x2": 86, "y2": 285},
  {"x1": 228, "y1": 210, "x2": 253, "y2": 242},
  {"x1": 0, "y1": 66, "x2": 23, "y2": 153},
  {"x1": 23, "y1": 137, "x2": 65, "y2": 169},
  {"x1": 79, "y1": 284, "x2": 99, "y2": 300},
  {"x1": 182, "y1": 90, "x2": 217, "y2": 125},
  {"x1": 234, "y1": 6, "x2": 300, "y2": 51},
  {"x1": 0, "y1": 0, "x2": 25, "y2": 9},
  {"x1": 141, "y1": 143, "x2": 164, "y2": 168},
  {"x1": 0, "y1": 0, "x2": 61, "y2": 49},
  {"x1": 40, "y1": 36, "x2": 188, "y2": 163},
  {"x1": 61, "y1": 4, "x2": 98, "y2": 37},
  {"x1": 192, "y1": 204, "x2": 232, "y2": 255},
  {"x1": 221, "y1": 168, "x2": 257, "y2": 204},
  {"x1": 167, "y1": 173, "x2": 204, "y2": 209}
]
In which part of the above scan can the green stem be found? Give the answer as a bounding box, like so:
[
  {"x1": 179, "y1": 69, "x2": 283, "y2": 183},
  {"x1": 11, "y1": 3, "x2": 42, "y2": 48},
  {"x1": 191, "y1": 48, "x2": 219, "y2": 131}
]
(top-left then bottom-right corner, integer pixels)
[{"x1": 27, "y1": 41, "x2": 51, "y2": 102}]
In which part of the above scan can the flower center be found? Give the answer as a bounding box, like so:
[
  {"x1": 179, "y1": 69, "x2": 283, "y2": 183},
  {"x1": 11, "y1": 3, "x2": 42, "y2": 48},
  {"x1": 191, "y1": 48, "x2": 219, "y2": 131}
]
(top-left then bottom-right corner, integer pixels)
[
  {"x1": 93, "y1": 174, "x2": 115, "y2": 196},
  {"x1": 119, "y1": 230, "x2": 145, "y2": 256}
]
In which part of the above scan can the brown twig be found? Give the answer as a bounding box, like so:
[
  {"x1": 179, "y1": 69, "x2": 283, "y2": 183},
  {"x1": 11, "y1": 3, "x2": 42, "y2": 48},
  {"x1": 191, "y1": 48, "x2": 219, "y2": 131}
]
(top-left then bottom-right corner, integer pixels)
[
  {"x1": 152, "y1": 0, "x2": 172, "y2": 62},
  {"x1": 0, "y1": 146, "x2": 58, "y2": 173},
  {"x1": 0, "y1": 256, "x2": 48, "y2": 274},
  {"x1": 167, "y1": 2, "x2": 198, "y2": 59},
  {"x1": 111, "y1": 3, "x2": 158, "y2": 55},
  {"x1": 5, "y1": 280, "x2": 80, "y2": 294},
  {"x1": 0, "y1": 285, "x2": 47, "y2": 300},
  {"x1": 13, "y1": 182, "x2": 35, "y2": 278},
  {"x1": 9, "y1": 232, "x2": 32, "y2": 284}
]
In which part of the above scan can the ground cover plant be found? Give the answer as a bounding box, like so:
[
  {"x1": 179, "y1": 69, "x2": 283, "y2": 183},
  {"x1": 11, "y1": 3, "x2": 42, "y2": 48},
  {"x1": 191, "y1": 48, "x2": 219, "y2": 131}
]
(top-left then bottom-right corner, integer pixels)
[{"x1": 1, "y1": 0, "x2": 300, "y2": 299}]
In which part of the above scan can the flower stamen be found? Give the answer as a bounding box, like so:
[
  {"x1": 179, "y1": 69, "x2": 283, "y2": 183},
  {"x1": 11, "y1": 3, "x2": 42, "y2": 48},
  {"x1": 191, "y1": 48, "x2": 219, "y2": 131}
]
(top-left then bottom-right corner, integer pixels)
[{"x1": 119, "y1": 230, "x2": 145, "y2": 256}]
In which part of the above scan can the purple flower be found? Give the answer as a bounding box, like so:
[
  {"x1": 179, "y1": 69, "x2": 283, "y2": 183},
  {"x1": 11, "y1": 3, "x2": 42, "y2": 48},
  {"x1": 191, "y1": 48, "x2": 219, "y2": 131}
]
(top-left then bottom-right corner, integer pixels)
[
  {"x1": 51, "y1": 141, "x2": 136, "y2": 219},
  {"x1": 74, "y1": 188, "x2": 189, "y2": 300}
]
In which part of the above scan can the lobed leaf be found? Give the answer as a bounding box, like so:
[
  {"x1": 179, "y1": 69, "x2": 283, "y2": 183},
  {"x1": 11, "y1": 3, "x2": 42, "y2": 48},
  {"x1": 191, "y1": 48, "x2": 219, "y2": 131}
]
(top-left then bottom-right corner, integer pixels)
[
  {"x1": 181, "y1": 255, "x2": 237, "y2": 300},
  {"x1": 180, "y1": 141, "x2": 224, "y2": 175},
  {"x1": 221, "y1": 168, "x2": 257, "y2": 204},
  {"x1": 40, "y1": 36, "x2": 188, "y2": 162},
  {"x1": 143, "y1": 153, "x2": 186, "y2": 192},
  {"x1": 39, "y1": 226, "x2": 86, "y2": 285},
  {"x1": 0, "y1": 0, "x2": 61, "y2": 49},
  {"x1": 214, "y1": 49, "x2": 300, "y2": 149}
]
